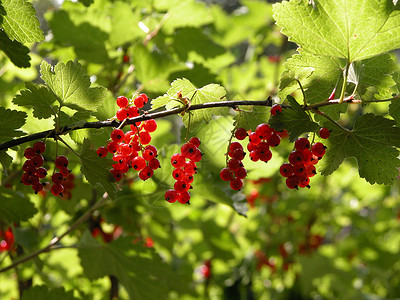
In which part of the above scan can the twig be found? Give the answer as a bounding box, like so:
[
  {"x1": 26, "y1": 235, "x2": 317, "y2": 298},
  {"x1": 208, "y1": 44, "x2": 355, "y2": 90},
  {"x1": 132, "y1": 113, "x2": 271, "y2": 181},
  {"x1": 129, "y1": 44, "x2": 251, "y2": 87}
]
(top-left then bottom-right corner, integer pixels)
[{"x1": 0, "y1": 193, "x2": 108, "y2": 274}]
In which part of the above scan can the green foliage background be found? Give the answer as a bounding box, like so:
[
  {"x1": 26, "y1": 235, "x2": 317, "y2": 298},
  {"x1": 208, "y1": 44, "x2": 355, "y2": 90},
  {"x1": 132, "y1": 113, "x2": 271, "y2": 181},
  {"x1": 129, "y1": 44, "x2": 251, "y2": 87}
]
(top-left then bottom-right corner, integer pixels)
[{"x1": 1, "y1": 0, "x2": 400, "y2": 299}]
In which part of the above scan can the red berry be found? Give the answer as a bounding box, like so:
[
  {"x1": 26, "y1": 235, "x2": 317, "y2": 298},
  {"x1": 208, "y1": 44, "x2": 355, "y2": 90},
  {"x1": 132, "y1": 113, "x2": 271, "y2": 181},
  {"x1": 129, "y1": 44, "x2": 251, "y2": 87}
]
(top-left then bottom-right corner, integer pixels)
[
  {"x1": 229, "y1": 142, "x2": 243, "y2": 153},
  {"x1": 295, "y1": 137, "x2": 310, "y2": 151},
  {"x1": 139, "y1": 131, "x2": 151, "y2": 145},
  {"x1": 171, "y1": 153, "x2": 185, "y2": 168},
  {"x1": 306, "y1": 165, "x2": 316, "y2": 177},
  {"x1": 228, "y1": 158, "x2": 242, "y2": 172},
  {"x1": 188, "y1": 149, "x2": 203, "y2": 162},
  {"x1": 111, "y1": 129, "x2": 124, "y2": 142},
  {"x1": 32, "y1": 183, "x2": 44, "y2": 193},
  {"x1": 235, "y1": 128, "x2": 248, "y2": 140},
  {"x1": 181, "y1": 143, "x2": 196, "y2": 158},
  {"x1": 183, "y1": 160, "x2": 197, "y2": 174},
  {"x1": 23, "y1": 160, "x2": 36, "y2": 174},
  {"x1": 107, "y1": 141, "x2": 119, "y2": 154},
  {"x1": 51, "y1": 183, "x2": 64, "y2": 196},
  {"x1": 134, "y1": 95, "x2": 146, "y2": 108},
  {"x1": 36, "y1": 167, "x2": 48, "y2": 178},
  {"x1": 249, "y1": 132, "x2": 261, "y2": 145},
  {"x1": 220, "y1": 168, "x2": 232, "y2": 181},
  {"x1": 131, "y1": 156, "x2": 146, "y2": 171},
  {"x1": 116, "y1": 108, "x2": 128, "y2": 121},
  {"x1": 288, "y1": 151, "x2": 304, "y2": 165},
  {"x1": 231, "y1": 149, "x2": 246, "y2": 160},
  {"x1": 299, "y1": 177, "x2": 310, "y2": 188},
  {"x1": 140, "y1": 93, "x2": 149, "y2": 104},
  {"x1": 249, "y1": 150, "x2": 260, "y2": 162},
  {"x1": 28, "y1": 175, "x2": 39, "y2": 186},
  {"x1": 319, "y1": 128, "x2": 330, "y2": 139},
  {"x1": 177, "y1": 191, "x2": 191, "y2": 204},
  {"x1": 148, "y1": 158, "x2": 161, "y2": 170},
  {"x1": 110, "y1": 169, "x2": 123, "y2": 182},
  {"x1": 33, "y1": 141, "x2": 46, "y2": 154},
  {"x1": 116, "y1": 96, "x2": 129, "y2": 108},
  {"x1": 143, "y1": 149, "x2": 156, "y2": 161},
  {"x1": 21, "y1": 173, "x2": 31, "y2": 185},
  {"x1": 139, "y1": 166, "x2": 154, "y2": 181},
  {"x1": 127, "y1": 106, "x2": 139, "y2": 118},
  {"x1": 118, "y1": 144, "x2": 133, "y2": 156},
  {"x1": 97, "y1": 146, "x2": 108, "y2": 157},
  {"x1": 59, "y1": 167, "x2": 71, "y2": 177},
  {"x1": 144, "y1": 119, "x2": 157, "y2": 132},
  {"x1": 280, "y1": 163, "x2": 294, "y2": 177},
  {"x1": 312, "y1": 142, "x2": 326, "y2": 158},
  {"x1": 52, "y1": 172, "x2": 64, "y2": 184},
  {"x1": 172, "y1": 168, "x2": 185, "y2": 180},
  {"x1": 183, "y1": 174, "x2": 194, "y2": 184},
  {"x1": 230, "y1": 178, "x2": 243, "y2": 190},
  {"x1": 286, "y1": 175, "x2": 299, "y2": 189},
  {"x1": 292, "y1": 163, "x2": 306, "y2": 175},
  {"x1": 255, "y1": 124, "x2": 272, "y2": 140},
  {"x1": 267, "y1": 133, "x2": 281, "y2": 147},
  {"x1": 31, "y1": 154, "x2": 44, "y2": 168},
  {"x1": 235, "y1": 167, "x2": 247, "y2": 179},
  {"x1": 24, "y1": 147, "x2": 35, "y2": 159},
  {"x1": 165, "y1": 189, "x2": 178, "y2": 203},
  {"x1": 189, "y1": 137, "x2": 201, "y2": 148},
  {"x1": 271, "y1": 104, "x2": 282, "y2": 116},
  {"x1": 55, "y1": 155, "x2": 68, "y2": 168},
  {"x1": 259, "y1": 150, "x2": 272, "y2": 162},
  {"x1": 174, "y1": 180, "x2": 190, "y2": 193}
]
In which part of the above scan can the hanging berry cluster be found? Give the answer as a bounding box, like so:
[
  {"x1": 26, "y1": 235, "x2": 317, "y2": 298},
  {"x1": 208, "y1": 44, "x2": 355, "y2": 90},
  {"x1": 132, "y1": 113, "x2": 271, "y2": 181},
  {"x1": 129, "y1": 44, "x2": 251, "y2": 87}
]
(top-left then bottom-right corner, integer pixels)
[
  {"x1": 164, "y1": 137, "x2": 203, "y2": 204},
  {"x1": 22, "y1": 141, "x2": 47, "y2": 193},
  {"x1": 280, "y1": 128, "x2": 329, "y2": 189},
  {"x1": 220, "y1": 117, "x2": 286, "y2": 191},
  {"x1": 98, "y1": 95, "x2": 161, "y2": 182}
]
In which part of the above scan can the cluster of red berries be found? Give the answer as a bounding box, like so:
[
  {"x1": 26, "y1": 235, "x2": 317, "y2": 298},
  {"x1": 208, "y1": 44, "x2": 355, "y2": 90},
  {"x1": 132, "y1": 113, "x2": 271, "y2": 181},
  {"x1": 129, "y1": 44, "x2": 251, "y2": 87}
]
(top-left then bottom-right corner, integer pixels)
[
  {"x1": 164, "y1": 137, "x2": 203, "y2": 204},
  {"x1": 59, "y1": 173, "x2": 75, "y2": 200},
  {"x1": 220, "y1": 121, "x2": 285, "y2": 191},
  {"x1": 22, "y1": 141, "x2": 47, "y2": 193},
  {"x1": 0, "y1": 227, "x2": 14, "y2": 252},
  {"x1": 97, "y1": 95, "x2": 161, "y2": 182},
  {"x1": 50, "y1": 155, "x2": 71, "y2": 196},
  {"x1": 279, "y1": 128, "x2": 329, "y2": 189},
  {"x1": 21, "y1": 141, "x2": 74, "y2": 197}
]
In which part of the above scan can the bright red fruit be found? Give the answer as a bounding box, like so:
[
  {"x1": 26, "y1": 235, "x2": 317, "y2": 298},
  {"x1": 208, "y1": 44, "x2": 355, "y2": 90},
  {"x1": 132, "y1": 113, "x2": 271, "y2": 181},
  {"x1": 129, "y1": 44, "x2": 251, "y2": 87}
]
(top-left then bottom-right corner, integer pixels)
[
  {"x1": 116, "y1": 96, "x2": 129, "y2": 108},
  {"x1": 235, "y1": 128, "x2": 248, "y2": 140},
  {"x1": 319, "y1": 128, "x2": 330, "y2": 139},
  {"x1": 271, "y1": 104, "x2": 282, "y2": 116}
]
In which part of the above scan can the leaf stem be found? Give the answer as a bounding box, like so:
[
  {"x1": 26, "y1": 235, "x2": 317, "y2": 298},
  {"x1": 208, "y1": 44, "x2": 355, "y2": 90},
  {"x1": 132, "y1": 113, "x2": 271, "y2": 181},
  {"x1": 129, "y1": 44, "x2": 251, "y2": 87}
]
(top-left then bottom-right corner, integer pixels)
[
  {"x1": 312, "y1": 109, "x2": 348, "y2": 132},
  {"x1": 296, "y1": 79, "x2": 307, "y2": 107},
  {"x1": 338, "y1": 62, "x2": 350, "y2": 104},
  {"x1": 0, "y1": 193, "x2": 109, "y2": 274}
]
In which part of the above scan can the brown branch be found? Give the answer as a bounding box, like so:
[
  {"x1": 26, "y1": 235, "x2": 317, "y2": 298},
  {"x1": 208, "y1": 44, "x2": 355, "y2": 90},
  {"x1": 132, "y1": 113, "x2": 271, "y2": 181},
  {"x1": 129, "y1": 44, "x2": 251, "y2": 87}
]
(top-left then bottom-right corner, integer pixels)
[
  {"x1": 0, "y1": 99, "x2": 272, "y2": 151},
  {"x1": 0, "y1": 194, "x2": 108, "y2": 274}
]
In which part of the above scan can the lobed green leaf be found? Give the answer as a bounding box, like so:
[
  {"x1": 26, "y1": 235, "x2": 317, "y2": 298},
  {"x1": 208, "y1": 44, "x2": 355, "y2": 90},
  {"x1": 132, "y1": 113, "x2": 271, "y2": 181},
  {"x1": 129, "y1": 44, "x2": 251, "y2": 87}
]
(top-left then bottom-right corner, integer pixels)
[
  {"x1": 0, "y1": 187, "x2": 38, "y2": 223},
  {"x1": 0, "y1": 30, "x2": 30, "y2": 68},
  {"x1": 0, "y1": 107, "x2": 27, "y2": 143}
]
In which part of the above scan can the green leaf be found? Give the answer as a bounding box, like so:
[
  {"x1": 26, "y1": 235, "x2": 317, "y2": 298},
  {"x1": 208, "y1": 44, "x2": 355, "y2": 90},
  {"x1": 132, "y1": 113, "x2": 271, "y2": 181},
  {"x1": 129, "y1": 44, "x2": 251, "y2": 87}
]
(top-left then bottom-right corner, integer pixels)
[
  {"x1": 1, "y1": 0, "x2": 44, "y2": 43},
  {"x1": 80, "y1": 139, "x2": 116, "y2": 200},
  {"x1": 0, "y1": 107, "x2": 27, "y2": 143},
  {"x1": 40, "y1": 60, "x2": 107, "y2": 113},
  {"x1": 13, "y1": 82, "x2": 58, "y2": 119},
  {"x1": 0, "y1": 187, "x2": 38, "y2": 223},
  {"x1": 0, "y1": 150, "x2": 13, "y2": 169},
  {"x1": 153, "y1": 78, "x2": 227, "y2": 129},
  {"x1": 273, "y1": 0, "x2": 400, "y2": 61},
  {"x1": 320, "y1": 114, "x2": 400, "y2": 185},
  {"x1": 234, "y1": 105, "x2": 270, "y2": 131},
  {"x1": 348, "y1": 54, "x2": 397, "y2": 100},
  {"x1": 21, "y1": 286, "x2": 78, "y2": 300},
  {"x1": 77, "y1": 0, "x2": 94, "y2": 7},
  {"x1": 78, "y1": 231, "x2": 193, "y2": 300},
  {"x1": 0, "y1": 30, "x2": 30, "y2": 68},
  {"x1": 268, "y1": 96, "x2": 319, "y2": 142}
]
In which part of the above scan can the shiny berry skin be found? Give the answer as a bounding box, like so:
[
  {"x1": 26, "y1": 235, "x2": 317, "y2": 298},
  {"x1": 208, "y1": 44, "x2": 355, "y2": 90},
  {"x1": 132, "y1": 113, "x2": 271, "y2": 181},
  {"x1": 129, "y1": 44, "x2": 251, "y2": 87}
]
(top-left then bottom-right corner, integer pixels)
[
  {"x1": 97, "y1": 146, "x2": 108, "y2": 157},
  {"x1": 172, "y1": 168, "x2": 185, "y2": 180},
  {"x1": 171, "y1": 153, "x2": 185, "y2": 168},
  {"x1": 230, "y1": 178, "x2": 243, "y2": 190},
  {"x1": 280, "y1": 163, "x2": 294, "y2": 177},
  {"x1": 267, "y1": 133, "x2": 281, "y2": 147},
  {"x1": 143, "y1": 149, "x2": 156, "y2": 161},
  {"x1": 165, "y1": 190, "x2": 178, "y2": 203},
  {"x1": 189, "y1": 137, "x2": 201, "y2": 148},
  {"x1": 140, "y1": 93, "x2": 149, "y2": 103},
  {"x1": 51, "y1": 183, "x2": 64, "y2": 196},
  {"x1": 55, "y1": 155, "x2": 69, "y2": 168},
  {"x1": 183, "y1": 174, "x2": 194, "y2": 184},
  {"x1": 188, "y1": 149, "x2": 203, "y2": 162},
  {"x1": 24, "y1": 147, "x2": 35, "y2": 159},
  {"x1": 299, "y1": 177, "x2": 310, "y2": 188},
  {"x1": 118, "y1": 144, "x2": 133, "y2": 156},
  {"x1": 33, "y1": 141, "x2": 46, "y2": 154},
  {"x1": 139, "y1": 166, "x2": 154, "y2": 181},
  {"x1": 21, "y1": 173, "x2": 31, "y2": 185},
  {"x1": 235, "y1": 128, "x2": 248, "y2": 140},
  {"x1": 134, "y1": 95, "x2": 146, "y2": 108},
  {"x1": 255, "y1": 123, "x2": 272, "y2": 140},
  {"x1": 131, "y1": 156, "x2": 146, "y2": 171},
  {"x1": 292, "y1": 163, "x2": 306, "y2": 175},
  {"x1": 139, "y1": 131, "x2": 151, "y2": 145},
  {"x1": 288, "y1": 151, "x2": 304, "y2": 165},
  {"x1": 248, "y1": 132, "x2": 261, "y2": 145},
  {"x1": 295, "y1": 137, "x2": 310, "y2": 151},
  {"x1": 312, "y1": 142, "x2": 326, "y2": 158},
  {"x1": 183, "y1": 161, "x2": 197, "y2": 174},
  {"x1": 36, "y1": 167, "x2": 48, "y2": 178},
  {"x1": 59, "y1": 167, "x2": 70, "y2": 177},
  {"x1": 228, "y1": 158, "x2": 242, "y2": 172},
  {"x1": 32, "y1": 183, "x2": 44, "y2": 193},
  {"x1": 116, "y1": 96, "x2": 129, "y2": 108},
  {"x1": 116, "y1": 108, "x2": 128, "y2": 121},
  {"x1": 271, "y1": 104, "x2": 282, "y2": 116},
  {"x1": 107, "y1": 141, "x2": 119, "y2": 154},
  {"x1": 306, "y1": 164, "x2": 316, "y2": 177},
  {"x1": 301, "y1": 149, "x2": 313, "y2": 164},
  {"x1": 235, "y1": 167, "x2": 247, "y2": 179},
  {"x1": 286, "y1": 175, "x2": 299, "y2": 189},
  {"x1": 259, "y1": 150, "x2": 272, "y2": 162},
  {"x1": 144, "y1": 145, "x2": 158, "y2": 156},
  {"x1": 231, "y1": 149, "x2": 246, "y2": 160},
  {"x1": 177, "y1": 191, "x2": 191, "y2": 204},
  {"x1": 111, "y1": 129, "x2": 124, "y2": 142},
  {"x1": 23, "y1": 160, "x2": 36, "y2": 173},
  {"x1": 229, "y1": 142, "x2": 243, "y2": 153},
  {"x1": 31, "y1": 154, "x2": 44, "y2": 168},
  {"x1": 174, "y1": 180, "x2": 190, "y2": 193},
  {"x1": 144, "y1": 119, "x2": 157, "y2": 132},
  {"x1": 127, "y1": 106, "x2": 139, "y2": 118},
  {"x1": 181, "y1": 143, "x2": 196, "y2": 158},
  {"x1": 319, "y1": 128, "x2": 330, "y2": 139},
  {"x1": 220, "y1": 168, "x2": 233, "y2": 181},
  {"x1": 149, "y1": 158, "x2": 161, "y2": 170},
  {"x1": 249, "y1": 151, "x2": 260, "y2": 162}
]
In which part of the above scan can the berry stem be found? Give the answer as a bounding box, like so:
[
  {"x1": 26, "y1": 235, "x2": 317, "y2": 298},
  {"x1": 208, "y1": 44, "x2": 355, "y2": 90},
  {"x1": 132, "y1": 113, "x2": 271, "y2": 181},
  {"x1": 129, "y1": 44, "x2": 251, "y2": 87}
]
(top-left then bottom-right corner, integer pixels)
[
  {"x1": 312, "y1": 109, "x2": 348, "y2": 132},
  {"x1": 338, "y1": 62, "x2": 350, "y2": 104},
  {"x1": 57, "y1": 136, "x2": 83, "y2": 159}
]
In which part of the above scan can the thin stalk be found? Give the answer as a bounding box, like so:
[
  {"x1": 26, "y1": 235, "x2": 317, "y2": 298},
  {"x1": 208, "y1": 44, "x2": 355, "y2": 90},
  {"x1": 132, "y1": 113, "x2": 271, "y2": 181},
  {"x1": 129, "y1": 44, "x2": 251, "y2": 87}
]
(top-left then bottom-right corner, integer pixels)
[{"x1": 338, "y1": 62, "x2": 350, "y2": 104}]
